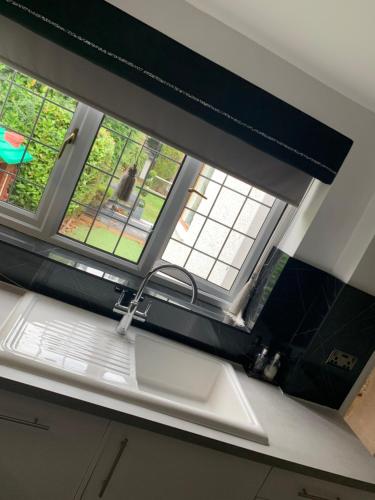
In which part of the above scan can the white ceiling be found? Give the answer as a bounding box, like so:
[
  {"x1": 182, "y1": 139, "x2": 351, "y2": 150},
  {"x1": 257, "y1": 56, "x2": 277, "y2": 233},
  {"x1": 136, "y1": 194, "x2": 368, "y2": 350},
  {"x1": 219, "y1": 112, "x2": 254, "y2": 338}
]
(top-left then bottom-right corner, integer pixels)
[{"x1": 185, "y1": 0, "x2": 375, "y2": 112}]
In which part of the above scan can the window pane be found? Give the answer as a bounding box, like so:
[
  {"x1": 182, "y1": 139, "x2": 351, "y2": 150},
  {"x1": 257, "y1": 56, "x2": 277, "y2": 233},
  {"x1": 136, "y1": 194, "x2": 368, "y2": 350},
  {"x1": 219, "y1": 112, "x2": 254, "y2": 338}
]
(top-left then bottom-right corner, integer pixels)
[
  {"x1": 103, "y1": 116, "x2": 143, "y2": 140},
  {"x1": 160, "y1": 143, "x2": 185, "y2": 163},
  {"x1": 87, "y1": 126, "x2": 126, "y2": 173},
  {"x1": 0, "y1": 80, "x2": 10, "y2": 108},
  {"x1": 186, "y1": 176, "x2": 220, "y2": 216},
  {"x1": 129, "y1": 191, "x2": 165, "y2": 227},
  {"x1": 115, "y1": 140, "x2": 143, "y2": 176},
  {"x1": 8, "y1": 178, "x2": 44, "y2": 212},
  {"x1": 86, "y1": 215, "x2": 124, "y2": 253},
  {"x1": 114, "y1": 226, "x2": 149, "y2": 263},
  {"x1": 209, "y1": 187, "x2": 245, "y2": 226},
  {"x1": 185, "y1": 250, "x2": 215, "y2": 279},
  {"x1": 201, "y1": 164, "x2": 226, "y2": 183},
  {"x1": 194, "y1": 219, "x2": 229, "y2": 257},
  {"x1": 224, "y1": 175, "x2": 250, "y2": 195},
  {"x1": 47, "y1": 88, "x2": 77, "y2": 112},
  {"x1": 145, "y1": 156, "x2": 180, "y2": 196},
  {"x1": 13, "y1": 71, "x2": 48, "y2": 96},
  {"x1": 1, "y1": 86, "x2": 42, "y2": 136},
  {"x1": 219, "y1": 232, "x2": 254, "y2": 268},
  {"x1": 172, "y1": 209, "x2": 205, "y2": 247},
  {"x1": 0, "y1": 63, "x2": 14, "y2": 81},
  {"x1": 0, "y1": 169, "x2": 16, "y2": 203},
  {"x1": 59, "y1": 203, "x2": 95, "y2": 242},
  {"x1": 234, "y1": 199, "x2": 270, "y2": 238},
  {"x1": 0, "y1": 63, "x2": 78, "y2": 213},
  {"x1": 72, "y1": 165, "x2": 111, "y2": 209},
  {"x1": 250, "y1": 187, "x2": 275, "y2": 207},
  {"x1": 162, "y1": 240, "x2": 191, "y2": 267},
  {"x1": 163, "y1": 163, "x2": 282, "y2": 291},
  {"x1": 18, "y1": 141, "x2": 57, "y2": 185},
  {"x1": 34, "y1": 101, "x2": 74, "y2": 148},
  {"x1": 59, "y1": 113, "x2": 185, "y2": 264},
  {"x1": 208, "y1": 262, "x2": 238, "y2": 289}
]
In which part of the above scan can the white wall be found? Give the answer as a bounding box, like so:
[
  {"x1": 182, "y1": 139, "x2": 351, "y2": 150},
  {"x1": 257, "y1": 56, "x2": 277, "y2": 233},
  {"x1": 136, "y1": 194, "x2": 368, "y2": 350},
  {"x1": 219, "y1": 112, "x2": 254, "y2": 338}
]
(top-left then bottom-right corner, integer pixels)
[
  {"x1": 349, "y1": 236, "x2": 375, "y2": 295},
  {"x1": 110, "y1": 0, "x2": 375, "y2": 290}
]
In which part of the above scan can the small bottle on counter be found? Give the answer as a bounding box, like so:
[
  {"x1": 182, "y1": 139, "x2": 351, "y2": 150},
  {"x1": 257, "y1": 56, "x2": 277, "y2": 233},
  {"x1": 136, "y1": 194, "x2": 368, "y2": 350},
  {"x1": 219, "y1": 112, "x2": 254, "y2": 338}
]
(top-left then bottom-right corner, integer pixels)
[
  {"x1": 253, "y1": 346, "x2": 269, "y2": 373},
  {"x1": 263, "y1": 352, "x2": 281, "y2": 381}
]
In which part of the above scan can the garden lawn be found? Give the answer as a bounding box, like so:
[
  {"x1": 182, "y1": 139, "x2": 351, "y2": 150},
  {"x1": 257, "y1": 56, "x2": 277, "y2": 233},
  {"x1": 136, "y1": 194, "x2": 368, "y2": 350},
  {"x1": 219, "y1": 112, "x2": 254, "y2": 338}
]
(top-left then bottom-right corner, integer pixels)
[
  {"x1": 67, "y1": 224, "x2": 144, "y2": 262},
  {"x1": 137, "y1": 189, "x2": 165, "y2": 224}
]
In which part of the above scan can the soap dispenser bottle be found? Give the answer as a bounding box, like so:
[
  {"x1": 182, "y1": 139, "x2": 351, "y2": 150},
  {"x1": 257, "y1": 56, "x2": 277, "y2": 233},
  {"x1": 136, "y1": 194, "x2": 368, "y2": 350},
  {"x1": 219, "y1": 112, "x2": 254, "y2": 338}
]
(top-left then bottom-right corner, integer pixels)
[
  {"x1": 263, "y1": 352, "x2": 281, "y2": 381},
  {"x1": 253, "y1": 346, "x2": 269, "y2": 373}
]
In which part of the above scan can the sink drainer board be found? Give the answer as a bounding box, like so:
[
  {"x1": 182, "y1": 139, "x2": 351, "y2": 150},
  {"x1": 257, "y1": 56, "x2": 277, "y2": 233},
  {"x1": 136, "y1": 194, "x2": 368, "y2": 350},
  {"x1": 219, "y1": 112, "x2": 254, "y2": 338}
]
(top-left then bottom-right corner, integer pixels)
[
  {"x1": 0, "y1": 293, "x2": 268, "y2": 445},
  {"x1": 0, "y1": 293, "x2": 138, "y2": 390}
]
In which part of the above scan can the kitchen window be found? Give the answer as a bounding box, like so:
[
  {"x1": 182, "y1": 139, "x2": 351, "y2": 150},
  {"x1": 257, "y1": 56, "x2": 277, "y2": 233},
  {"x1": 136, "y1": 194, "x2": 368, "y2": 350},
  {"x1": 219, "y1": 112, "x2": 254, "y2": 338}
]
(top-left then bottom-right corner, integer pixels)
[{"x1": 0, "y1": 61, "x2": 288, "y2": 304}]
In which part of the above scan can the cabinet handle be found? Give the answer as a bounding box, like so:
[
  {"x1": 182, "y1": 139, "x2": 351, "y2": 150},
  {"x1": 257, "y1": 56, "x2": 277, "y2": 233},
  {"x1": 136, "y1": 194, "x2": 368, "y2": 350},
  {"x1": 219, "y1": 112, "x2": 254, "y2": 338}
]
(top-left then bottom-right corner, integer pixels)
[
  {"x1": 0, "y1": 413, "x2": 49, "y2": 431},
  {"x1": 298, "y1": 488, "x2": 340, "y2": 500},
  {"x1": 99, "y1": 438, "x2": 128, "y2": 498}
]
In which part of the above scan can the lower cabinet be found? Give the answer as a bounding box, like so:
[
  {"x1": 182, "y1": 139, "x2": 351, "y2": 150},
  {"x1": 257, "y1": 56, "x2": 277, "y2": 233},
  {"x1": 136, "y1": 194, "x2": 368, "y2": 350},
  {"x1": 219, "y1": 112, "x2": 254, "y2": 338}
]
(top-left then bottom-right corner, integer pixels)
[
  {"x1": 0, "y1": 389, "x2": 109, "y2": 500},
  {"x1": 79, "y1": 422, "x2": 270, "y2": 500},
  {"x1": 257, "y1": 467, "x2": 375, "y2": 500},
  {"x1": 1, "y1": 388, "x2": 375, "y2": 500}
]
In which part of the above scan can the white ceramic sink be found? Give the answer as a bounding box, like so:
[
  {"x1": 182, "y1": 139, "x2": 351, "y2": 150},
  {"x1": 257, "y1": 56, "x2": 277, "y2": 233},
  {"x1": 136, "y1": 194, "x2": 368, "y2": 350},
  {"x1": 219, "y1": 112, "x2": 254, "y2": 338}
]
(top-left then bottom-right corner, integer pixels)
[
  {"x1": 0, "y1": 290, "x2": 268, "y2": 444},
  {"x1": 135, "y1": 333, "x2": 268, "y2": 443}
]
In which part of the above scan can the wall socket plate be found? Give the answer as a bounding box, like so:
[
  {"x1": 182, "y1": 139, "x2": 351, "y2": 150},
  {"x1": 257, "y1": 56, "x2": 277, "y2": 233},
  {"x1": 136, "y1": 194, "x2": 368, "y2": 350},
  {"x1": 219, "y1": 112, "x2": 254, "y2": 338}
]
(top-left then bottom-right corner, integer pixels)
[{"x1": 325, "y1": 349, "x2": 358, "y2": 371}]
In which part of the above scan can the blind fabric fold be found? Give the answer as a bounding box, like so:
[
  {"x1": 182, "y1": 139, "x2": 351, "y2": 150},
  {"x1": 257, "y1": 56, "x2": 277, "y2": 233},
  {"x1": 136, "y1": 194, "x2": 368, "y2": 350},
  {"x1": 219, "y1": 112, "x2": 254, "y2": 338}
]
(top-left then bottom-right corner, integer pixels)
[{"x1": 0, "y1": 0, "x2": 353, "y2": 204}]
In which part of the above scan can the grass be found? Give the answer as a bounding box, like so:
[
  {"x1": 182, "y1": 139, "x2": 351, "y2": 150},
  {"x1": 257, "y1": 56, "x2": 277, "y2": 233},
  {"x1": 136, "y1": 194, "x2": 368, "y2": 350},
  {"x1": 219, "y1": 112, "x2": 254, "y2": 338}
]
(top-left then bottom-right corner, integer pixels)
[
  {"x1": 63, "y1": 189, "x2": 165, "y2": 263},
  {"x1": 68, "y1": 225, "x2": 144, "y2": 263},
  {"x1": 137, "y1": 190, "x2": 164, "y2": 224}
]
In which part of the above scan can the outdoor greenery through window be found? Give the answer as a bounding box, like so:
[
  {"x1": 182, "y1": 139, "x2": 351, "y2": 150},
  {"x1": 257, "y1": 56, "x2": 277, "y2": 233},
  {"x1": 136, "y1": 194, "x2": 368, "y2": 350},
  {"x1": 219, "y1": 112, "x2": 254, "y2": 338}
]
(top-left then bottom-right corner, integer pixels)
[
  {"x1": 59, "y1": 116, "x2": 185, "y2": 263},
  {"x1": 0, "y1": 63, "x2": 77, "y2": 211},
  {"x1": 0, "y1": 60, "x2": 286, "y2": 299}
]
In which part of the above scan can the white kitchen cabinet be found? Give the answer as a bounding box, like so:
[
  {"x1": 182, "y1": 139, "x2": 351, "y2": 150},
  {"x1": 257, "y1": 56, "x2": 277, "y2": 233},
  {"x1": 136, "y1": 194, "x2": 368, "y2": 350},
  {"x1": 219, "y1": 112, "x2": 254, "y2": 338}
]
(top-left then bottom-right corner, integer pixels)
[
  {"x1": 0, "y1": 388, "x2": 109, "y2": 500},
  {"x1": 80, "y1": 422, "x2": 270, "y2": 500},
  {"x1": 257, "y1": 467, "x2": 375, "y2": 500}
]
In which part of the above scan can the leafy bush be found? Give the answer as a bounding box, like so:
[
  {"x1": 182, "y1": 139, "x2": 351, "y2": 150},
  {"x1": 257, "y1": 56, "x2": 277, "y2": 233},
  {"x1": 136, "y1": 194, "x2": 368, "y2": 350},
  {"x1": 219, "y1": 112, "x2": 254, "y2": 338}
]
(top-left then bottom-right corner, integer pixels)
[
  {"x1": 67, "y1": 127, "x2": 116, "y2": 216},
  {"x1": 0, "y1": 63, "x2": 116, "y2": 212},
  {"x1": 0, "y1": 62, "x2": 185, "y2": 214}
]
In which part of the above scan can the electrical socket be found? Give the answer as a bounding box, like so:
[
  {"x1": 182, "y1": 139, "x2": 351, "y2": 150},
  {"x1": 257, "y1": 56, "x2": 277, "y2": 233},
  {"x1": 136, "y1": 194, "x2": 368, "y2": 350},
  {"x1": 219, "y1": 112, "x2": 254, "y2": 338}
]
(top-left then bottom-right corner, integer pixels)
[{"x1": 325, "y1": 349, "x2": 358, "y2": 371}]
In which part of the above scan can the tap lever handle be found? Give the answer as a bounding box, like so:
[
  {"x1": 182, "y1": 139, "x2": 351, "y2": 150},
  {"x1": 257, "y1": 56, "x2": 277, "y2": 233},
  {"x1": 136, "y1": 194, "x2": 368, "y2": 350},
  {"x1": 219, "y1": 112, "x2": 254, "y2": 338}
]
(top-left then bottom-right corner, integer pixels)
[
  {"x1": 115, "y1": 288, "x2": 142, "y2": 308},
  {"x1": 134, "y1": 301, "x2": 152, "y2": 320}
]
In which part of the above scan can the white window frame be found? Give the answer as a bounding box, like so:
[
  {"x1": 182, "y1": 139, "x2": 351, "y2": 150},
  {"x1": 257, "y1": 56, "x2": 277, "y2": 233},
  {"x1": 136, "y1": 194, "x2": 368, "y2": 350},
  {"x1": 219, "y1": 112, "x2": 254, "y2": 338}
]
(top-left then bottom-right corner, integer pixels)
[{"x1": 0, "y1": 66, "x2": 290, "y2": 307}]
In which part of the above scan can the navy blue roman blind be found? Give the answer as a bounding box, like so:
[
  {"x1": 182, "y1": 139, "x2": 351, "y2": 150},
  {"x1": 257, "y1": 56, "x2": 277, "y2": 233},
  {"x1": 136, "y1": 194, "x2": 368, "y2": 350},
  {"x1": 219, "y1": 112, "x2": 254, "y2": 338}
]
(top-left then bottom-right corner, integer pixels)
[{"x1": 0, "y1": 0, "x2": 353, "y2": 197}]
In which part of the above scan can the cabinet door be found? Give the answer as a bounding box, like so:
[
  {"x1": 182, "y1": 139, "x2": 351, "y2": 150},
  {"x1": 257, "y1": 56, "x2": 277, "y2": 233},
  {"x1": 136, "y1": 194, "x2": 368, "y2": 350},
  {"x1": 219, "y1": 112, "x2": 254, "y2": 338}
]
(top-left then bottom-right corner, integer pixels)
[
  {"x1": 81, "y1": 422, "x2": 270, "y2": 500},
  {"x1": 0, "y1": 388, "x2": 109, "y2": 500},
  {"x1": 257, "y1": 467, "x2": 375, "y2": 500}
]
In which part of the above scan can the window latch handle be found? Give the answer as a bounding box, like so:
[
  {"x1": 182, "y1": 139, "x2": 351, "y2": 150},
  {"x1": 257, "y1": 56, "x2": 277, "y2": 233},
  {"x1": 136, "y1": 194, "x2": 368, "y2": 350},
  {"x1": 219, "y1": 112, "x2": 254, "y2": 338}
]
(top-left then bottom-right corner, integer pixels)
[
  {"x1": 188, "y1": 187, "x2": 207, "y2": 200},
  {"x1": 58, "y1": 128, "x2": 79, "y2": 159}
]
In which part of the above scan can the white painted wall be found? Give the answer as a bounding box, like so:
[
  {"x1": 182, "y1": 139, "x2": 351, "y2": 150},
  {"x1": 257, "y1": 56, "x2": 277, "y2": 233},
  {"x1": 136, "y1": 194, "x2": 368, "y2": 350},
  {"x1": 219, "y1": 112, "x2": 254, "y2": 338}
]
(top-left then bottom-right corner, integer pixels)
[
  {"x1": 109, "y1": 0, "x2": 375, "y2": 289},
  {"x1": 349, "y1": 236, "x2": 375, "y2": 295}
]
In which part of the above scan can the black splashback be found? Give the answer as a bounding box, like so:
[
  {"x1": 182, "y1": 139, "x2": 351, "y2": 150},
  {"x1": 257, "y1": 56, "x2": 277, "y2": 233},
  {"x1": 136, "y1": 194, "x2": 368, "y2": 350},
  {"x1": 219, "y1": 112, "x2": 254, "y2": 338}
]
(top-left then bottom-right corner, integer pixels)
[
  {"x1": 0, "y1": 222, "x2": 373, "y2": 409},
  {"x1": 282, "y1": 284, "x2": 375, "y2": 407},
  {"x1": 0, "y1": 230, "x2": 252, "y2": 366},
  {"x1": 249, "y1": 249, "x2": 375, "y2": 408}
]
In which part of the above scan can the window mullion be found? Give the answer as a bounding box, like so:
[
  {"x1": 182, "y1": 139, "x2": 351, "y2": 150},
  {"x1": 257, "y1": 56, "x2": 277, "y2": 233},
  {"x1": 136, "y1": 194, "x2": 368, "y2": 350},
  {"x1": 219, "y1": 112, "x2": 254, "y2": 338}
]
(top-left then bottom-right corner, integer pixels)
[
  {"x1": 40, "y1": 105, "x2": 104, "y2": 236},
  {"x1": 138, "y1": 156, "x2": 201, "y2": 274}
]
